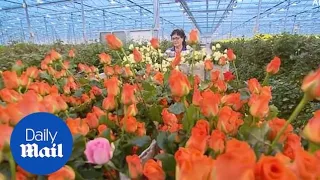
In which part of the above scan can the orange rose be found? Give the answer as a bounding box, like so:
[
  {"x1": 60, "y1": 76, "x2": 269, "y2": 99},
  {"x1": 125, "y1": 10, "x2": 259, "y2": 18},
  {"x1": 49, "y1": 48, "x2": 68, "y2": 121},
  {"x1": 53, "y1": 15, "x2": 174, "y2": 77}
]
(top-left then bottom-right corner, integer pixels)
[
  {"x1": 0, "y1": 106, "x2": 10, "y2": 124},
  {"x1": 68, "y1": 49, "x2": 75, "y2": 58},
  {"x1": 301, "y1": 68, "x2": 320, "y2": 100},
  {"x1": 204, "y1": 59, "x2": 213, "y2": 71},
  {"x1": 249, "y1": 94, "x2": 271, "y2": 119},
  {"x1": 217, "y1": 106, "x2": 243, "y2": 135},
  {"x1": 143, "y1": 159, "x2": 165, "y2": 180},
  {"x1": 168, "y1": 69, "x2": 191, "y2": 97},
  {"x1": 92, "y1": 106, "x2": 106, "y2": 118},
  {"x1": 302, "y1": 110, "x2": 320, "y2": 144},
  {"x1": 226, "y1": 48, "x2": 236, "y2": 61},
  {"x1": 255, "y1": 155, "x2": 296, "y2": 180},
  {"x1": 161, "y1": 108, "x2": 178, "y2": 126},
  {"x1": 99, "y1": 52, "x2": 111, "y2": 65},
  {"x1": 25, "y1": 66, "x2": 39, "y2": 79},
  {"x1": 50, "y1": 49, "x2": 61, "y2": 60},
  {"x1": 291, "y1": 149, "x2": 318, "y2": 179},
  {"x1": 105, "y1": 34, "x2": 123, "y2": 50},
  {"x1": 133, "y1": 48, "x2": 142, "y2": 63},
  {"x1": 214, "y1": 79, "x2": 227, "y2": 93},
  {"x1": 136, "y1": 122, "x2": 146, "y2": 136},
  {"x1": 123, "y1": 116, "x2": 138, "y2": 133},
  {"x1": 1, "y1": 71, "x2": 19, "y2": 89},
  {"x1": 0, "y1": 124, "x2": 13, "y2": 150},
  {"x1": 85, "y1": 112, "x2": 99, "y2": 129},
  {"x1": 268, "y1": 118, "x2": 293, "y2": 143},
  {"x1": 215, "y1": 139, "x2": 256, "y2": 180},
  {"x1": 189, "y1": 29, "x2": 199, "y2": 45},
  {"x1": 186, "y1": 126, "x2": 208, "y2": 154},
  {"x1": 121, "y1": 83, "x2": 136, "y2": 105},
  {"x1": 102, "y1": 95, "x2": 117, "y2": 111},
  {"x1": 126, "y1": 155, "x2": 143, "y2": 179},
  {"x1": 266, "y1": 56, "x2": 281, "y2": 74},
  {"x1": 192, "y1": 87, "x2": 202, "y2": 106},
  {"x1": 150, "y1": 38, "x2": 160, "y2": 49},
  {"x1": 0, "y1": 88, "x2": 22, "y2": 103},
  {"x1": 153, "y1": 72, "x2": 164, "y2": 85},
  {"x1": 208, "y1": 129, "x2": 225, "y2": 153},
  {"x1": 248, "y1": 78, "x2": 262, "y2": 94},
  {"x1": 199, "y1": 90, "x2": 221, "y2": 118},
  {"x1": 98, "y1": 124, "x2": 107, "y2": 136},
  {"x1": 48, "y1": 165, "x2": 75, "y2": 180},
  {"x1": 104, "y1": 66, "x2": 114, "y2": 76},
  {"x1": 221, "y1": 93, "x2": 243, "y2": 111},
  {"x1": 66, "y1": 118, "x2": 89, "y2": 136},
  {"x1": 170, "y1": 52, "x2": 182, "y2": 68},
  {"x1": 104, "y1": 77, "x2": 120, "y2": 96},
  {"x1": 195, "y1": 119, "x2": 210, "y2": 135},
  {"x1": 211, "y1": 70, "x2": 221, "y2": 82},
  {"x1": 126, "y1": 104, "x2": 138, "y2": 117},
  {"x1": 175, "y1": 147, "x2": 215, "y2": 180},
  {"x1": 283, "y1": 133, "x2": 302, "y2": 160},
  {"x1": 219, "y1": 56, "x2": 227, "y2": 66}
]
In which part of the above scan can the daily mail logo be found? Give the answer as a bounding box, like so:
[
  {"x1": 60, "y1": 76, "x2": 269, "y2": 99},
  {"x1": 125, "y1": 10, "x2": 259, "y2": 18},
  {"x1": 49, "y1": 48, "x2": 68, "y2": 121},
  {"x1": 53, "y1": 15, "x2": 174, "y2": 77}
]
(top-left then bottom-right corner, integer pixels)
[
  {"x1": 313, "y1": 0, "x2": 320, "y2": 6},
  {"x1": 10, "y1": 112, "x2": 73, "y2": 175}
]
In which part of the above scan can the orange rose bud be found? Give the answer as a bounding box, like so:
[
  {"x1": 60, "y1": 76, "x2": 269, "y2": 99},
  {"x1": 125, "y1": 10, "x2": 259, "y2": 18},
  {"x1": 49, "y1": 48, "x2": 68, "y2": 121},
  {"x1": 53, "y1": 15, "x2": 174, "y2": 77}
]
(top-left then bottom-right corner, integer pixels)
[
  {"x1": 301, "y1": 68, "x2": 320, "y2": 100},
  {"x1": 126, "y1": 155, "x2": 143, "y2": 179},
  {"x1": 168, "y1": 69, "x2": 191, "y2": 97},
  {"x1": 254, "y1": 155, "x2": 296, "y2": 180},
  {"x1": 105, "y1": 34, "x2": 123, "y2": 50},
  {"x1": 133, "y1": 48, "x2": 142, "y2": 63},
  {"x1": 226, "y1": 48, "x2": 236, "y2": 61},
  {"x1": 126, "y1": 104, "x2": 138, "y2": 117},
  {"x1": 99, "y1": 52, "x2": 112, "y2": 65},
  {"x1": 266, "y1": 56, "x2": 281, "y2": 74},
  {"x1": 0, "y1": 124, "x2": 13, "y2": 150},
  {"x1": 186, "y1": 126, "x2": 208, "y2": 154},
  {"x1": 123, "y1": 116, "x2": 138, "y2": 133},
  {"x1": 249, "y1": 94, "x2": 270, "y2": 119},
  {"x1": 221, "y1": 93, "x2": 243, "y2": 111},
  {"x1": 247, "y1": 78, "x2": 262, "y2": 94},
  {"x1": 199, "y1": 90, "x2": 221, "y2": 118},
  {"x1": 85, "y1": 112, "x2": 99, "y2": 129},
  {"x1": 136, "y1": 122, "x2": 146, "y2": 137},
  {"x1": 217, "y1": 106, "x2": 243, "y2": 135},
  {"x1": 192, "y1": 87, "x2": 203, "y2": 106},
  {"x1": 66, "y1": 118, "x2": 89, "y2": 136},
  {"x1": 105, "y1": 65, "x2": 114, "y2": 76},
  {"x1": 121, "y1": 83, "x2": 136, "y2": 105},
  {"x1": 204, "y1": 59, "x2": 213, "y2": 71},
  {"x1": 104, "y1": 77, "x2": 120, "y2": 96},
  {"x1": 291, "y1": 149, "x2": 318, "y2": 179},
  {"x1": 195, "y1": 119, "x2": 210, "y2": 135},
  {"x1": 161, "y1": 108, "x2": 178, "y2": 126},
  {"x1": 25, "y1": 66, "x2": 39, "y2": 79},
  {"x1": 48, "y1": 165, "x2": 75, "y2": 180},
  {"x1": 68, "y1": 49, "x2": 75, "y2": 58},
  {"x1": 302, "y1": 110, "x2": 320, "y2": 144},
  {"x1": 143, "y1": 159, "x2": 165, "y2": 180},
  {"x1": 150, "y1": 38, "x2": 160, "y2": 49},
  {"x1": 102, "y1": 95, "x2": 117, "y2": 111},
  {"x1": 219, "y1": 56, "x2": 227, "y2": 65},
  {"x1": 209, "y1": 129, "x2": 225, "y2": 153},
  {"x1": 211, "y1": 70, "x2": 221, "y2": 82},
  {"x1": 153, "y1": 72, "x2": 164, "y2": 85},
  {"x1": 50, "y1": 49, "x2": 61, "y2": 60},
  {"x1": 2, "y1": 71, "x2": 19, "y2": 89},
  {"x1": 98, "y1": 124, "x2": 107, "y2": 136},
  {"x1": 189, "y1": 29, "x2": 199, "y2": 44},
  {"x1": 283, "y1": 133, "x2": 302, "y2": 160},
  {"x1": 268, "y1": 118, "x2": 293, "y2": 143}
]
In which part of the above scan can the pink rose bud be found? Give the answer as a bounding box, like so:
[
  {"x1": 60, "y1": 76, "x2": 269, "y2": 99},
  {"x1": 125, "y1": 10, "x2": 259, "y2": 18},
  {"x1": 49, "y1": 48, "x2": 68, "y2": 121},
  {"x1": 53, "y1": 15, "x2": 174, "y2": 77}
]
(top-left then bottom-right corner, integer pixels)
[{"x1": 84, "y1": 137, "x2": 113, "y2": 165}]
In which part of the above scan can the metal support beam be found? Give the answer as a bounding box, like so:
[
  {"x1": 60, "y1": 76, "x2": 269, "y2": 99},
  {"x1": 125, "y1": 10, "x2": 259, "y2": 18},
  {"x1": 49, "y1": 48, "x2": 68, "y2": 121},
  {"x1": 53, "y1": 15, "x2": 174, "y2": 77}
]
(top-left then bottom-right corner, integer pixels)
[
  {"x1": 284, "y1": 0, "x2": 290, "y2": 32},
  {"x1": 44, "y1": 17, "x2": 49, "y2": 43},
  {"x1": 177, "y1": 0, "x2": 202, "y2": 33},
  {"x1": 253, "y1": 0, "x2": 262, "y2": 34},
  {"x1": 103, "y1": 10, "x2": 106, "y2": 30},
  {"x1": 153, "y1": 0, "x2": 160, "y2": 38},
  {"x1": 229, "y1": 10, "x2": 234, "y2": 38},
  {"x1": 212, "y1": 0, "x2": 236, "y2": 34},
  {"x1": 22, "y1": 0, "x2": 33, "y2": 42},
  {"x1": 80, "y1": 0, "x2": 87, "y2": 43},
  {"x1": 206, "y1": 0, "x2": 209, "y2": 32},
  {"x1": 20, "y1": 20, "x2": 26, "y2": 42}
]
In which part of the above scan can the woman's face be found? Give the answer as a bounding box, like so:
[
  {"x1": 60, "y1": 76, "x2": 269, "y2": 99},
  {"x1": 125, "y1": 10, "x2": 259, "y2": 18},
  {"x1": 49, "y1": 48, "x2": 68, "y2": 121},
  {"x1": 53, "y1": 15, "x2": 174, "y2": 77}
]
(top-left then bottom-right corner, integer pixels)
[{"x1": 171, "y1": 33, "x2": 183, "y2": 47}]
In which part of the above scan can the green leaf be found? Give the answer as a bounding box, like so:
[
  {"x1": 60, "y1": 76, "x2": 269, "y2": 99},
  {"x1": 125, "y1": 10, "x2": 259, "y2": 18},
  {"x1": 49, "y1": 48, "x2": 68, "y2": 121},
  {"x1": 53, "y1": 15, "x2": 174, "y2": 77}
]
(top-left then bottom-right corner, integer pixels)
[
  {"x1": 168, "y1": 102, "x2": 185, "y2": 115},
  {"x1": 0, "y1": 76, "x2": 4, "y2": 90},
  {"x1": 36, "y1": 176, "x2": 47, "y2": 180},
  {"x1": 247, "y1": 123, "x2": 270, "y2": 146},
  {"x1": 155, "y1": 153, "x2": 176, "y2": 174},
  {"x1": 69, "y1": 134, "x2": 86, "y2": 161},
  {"x1": 199, "y1": 82, "x2": 210, "y2": 91},
  {"x1": 156, "y1": 131, "x2": 169, "y2": 150},
  {"x1": 182, "y1": 105, "x2": 198, "y2": 132},
  {"x1": 79, "y1": 78, "x2": 90, "y2": 85},
  {"x1": 99, "y1": 115, "x2": 116, "y2": 129},
  {"x1": 100, "y1": 129, "x2": 113, "y2": 142},
  {"x1": 129, "y1": 136, "x2": 151, "y2": 147},
  {"x1": 74, "y1": 88, "x2": 84, "y2": 98},
  {"x1": 0, "y1": 162, "x2": 10, "y2": 179},
  {"x1": 39, "y1": 71, "x2": 53, "y2": 83},
  {"x1": 239, "y1": 88, "x2": 250, "y2": 101},
  {"x1": 265, "y1": 105, "x2": 279, "y2": 121},
  {"x1": 147, "y1": 105, "x2": 162, "y2": 122}
]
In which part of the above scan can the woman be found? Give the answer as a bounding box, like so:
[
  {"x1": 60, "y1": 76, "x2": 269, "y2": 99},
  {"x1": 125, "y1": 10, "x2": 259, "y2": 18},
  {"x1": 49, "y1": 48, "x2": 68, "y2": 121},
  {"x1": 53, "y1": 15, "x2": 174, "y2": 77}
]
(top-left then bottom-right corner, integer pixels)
[{"x1": 165, "y1": 29, "x2": 192, "y2": 58}]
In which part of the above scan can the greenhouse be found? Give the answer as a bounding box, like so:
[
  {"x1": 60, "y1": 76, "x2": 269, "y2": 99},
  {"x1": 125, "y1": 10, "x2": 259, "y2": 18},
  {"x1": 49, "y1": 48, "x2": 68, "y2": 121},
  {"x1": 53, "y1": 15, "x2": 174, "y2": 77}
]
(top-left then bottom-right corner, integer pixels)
[{"x1": 0, "y1": 0, "x2": 320, "y2": 180}]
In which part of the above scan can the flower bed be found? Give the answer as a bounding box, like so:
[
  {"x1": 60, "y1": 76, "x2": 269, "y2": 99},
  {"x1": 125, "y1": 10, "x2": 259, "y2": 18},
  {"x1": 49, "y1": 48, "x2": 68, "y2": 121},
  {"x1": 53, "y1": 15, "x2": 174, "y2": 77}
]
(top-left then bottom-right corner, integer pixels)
[{"x1": 0, "y1": 30, "x2": 320, "y2": 179}]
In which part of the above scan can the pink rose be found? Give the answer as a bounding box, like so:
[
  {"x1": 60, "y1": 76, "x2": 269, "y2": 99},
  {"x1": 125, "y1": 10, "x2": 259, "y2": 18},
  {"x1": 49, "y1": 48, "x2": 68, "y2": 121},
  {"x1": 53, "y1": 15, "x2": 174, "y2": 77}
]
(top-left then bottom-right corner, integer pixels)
[{"x1": 84, "y1": 137, "x2": 113, "y2": 165}]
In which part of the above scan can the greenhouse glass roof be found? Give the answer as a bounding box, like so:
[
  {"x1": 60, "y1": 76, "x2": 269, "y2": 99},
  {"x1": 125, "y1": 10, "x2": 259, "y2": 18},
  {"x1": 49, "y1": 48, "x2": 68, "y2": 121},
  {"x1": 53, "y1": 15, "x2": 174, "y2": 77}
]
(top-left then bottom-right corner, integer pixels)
[{"x1": 0, "y1": 0, "x2": 319, "y2": 44}]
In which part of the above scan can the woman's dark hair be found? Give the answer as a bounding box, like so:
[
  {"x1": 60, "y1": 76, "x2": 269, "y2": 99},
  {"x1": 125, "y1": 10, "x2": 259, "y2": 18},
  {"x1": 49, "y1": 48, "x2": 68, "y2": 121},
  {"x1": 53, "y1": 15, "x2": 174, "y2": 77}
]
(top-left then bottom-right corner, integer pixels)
[{"x1": 170, "y1": 29, "x2": 187, "y2": 49}]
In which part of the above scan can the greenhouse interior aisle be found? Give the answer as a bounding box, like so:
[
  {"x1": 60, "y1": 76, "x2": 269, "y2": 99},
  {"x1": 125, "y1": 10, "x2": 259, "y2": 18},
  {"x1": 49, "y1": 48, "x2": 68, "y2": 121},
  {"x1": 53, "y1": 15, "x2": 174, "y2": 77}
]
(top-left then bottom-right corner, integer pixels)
[{"x1": 0, "y1": 0, "x2": 320, "y2": 180}]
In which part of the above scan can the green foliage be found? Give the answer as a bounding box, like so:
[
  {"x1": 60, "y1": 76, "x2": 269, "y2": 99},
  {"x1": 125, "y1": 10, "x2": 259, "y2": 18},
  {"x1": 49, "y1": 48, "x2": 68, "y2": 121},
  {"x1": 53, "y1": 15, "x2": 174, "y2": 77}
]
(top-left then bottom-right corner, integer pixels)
[{"x1": 217, "y1": 33, "x2": 320, "y2": 129}]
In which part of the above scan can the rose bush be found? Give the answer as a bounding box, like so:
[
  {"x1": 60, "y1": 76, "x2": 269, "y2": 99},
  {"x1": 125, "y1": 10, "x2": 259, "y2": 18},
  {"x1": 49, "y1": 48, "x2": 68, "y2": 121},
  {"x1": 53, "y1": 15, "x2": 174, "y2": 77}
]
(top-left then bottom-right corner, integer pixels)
[{"x1": 0, "y1": 30, "x2": 319, "y2": 179}]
